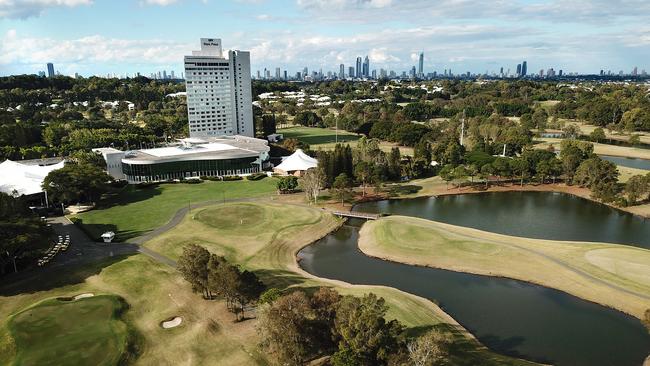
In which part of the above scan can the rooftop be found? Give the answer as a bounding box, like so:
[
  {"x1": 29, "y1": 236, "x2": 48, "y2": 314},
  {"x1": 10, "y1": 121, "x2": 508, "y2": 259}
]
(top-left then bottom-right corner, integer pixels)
[{"x1": 121, "y1": 135, "x2": 269, "y2": 164}]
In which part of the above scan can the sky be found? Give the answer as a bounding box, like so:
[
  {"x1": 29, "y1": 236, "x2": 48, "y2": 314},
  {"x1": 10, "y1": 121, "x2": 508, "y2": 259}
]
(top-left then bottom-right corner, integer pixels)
[{"x1": 0, "y1": 0, "x2": 649, "y2": 77}]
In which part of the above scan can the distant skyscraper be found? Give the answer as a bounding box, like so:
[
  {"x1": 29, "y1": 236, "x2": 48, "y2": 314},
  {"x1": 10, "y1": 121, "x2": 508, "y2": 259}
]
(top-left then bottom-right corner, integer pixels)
[
  {"x1": 283, "y1": 70, "x2": 288, "y2": 80},
  {"x1": 348, "y1": 66, "x2": 355, "y2": 79},
  {"x1": 183, "y1": 37, "x2": 253, "y2": 138},
  {"x1": 303, "y1": 67, "x2": 308, "y2": 80},
  {"x1": 632, "y1": 66, "x2": 638, "y2": 76},
  {"x1": 339, "y1": 64, "x2": 345, "y2": 79},
  {"x1": 275, "y1": 67, "x2": 281, "y2": 79},
  {"x1": 516, "y1": 63, "x2": 522, "y2": 76},
  {"x1": 47, "y1": 63, "x2": 55, "y2": 78},
  {"x1": 418, "y1": 52, "x2": 424, "y2": 77},
  {"x1": 410, "y1": 66, "x2": 416, "y2": 78},
  {"x1": 163, "y1": 70, "x2": 167, "y2": 79},
  {"x1": 356, "y1": 57, "x2": 362, "y2": 78},
  {"x1": 521, "y1": 61, "x2": 528, "y2": 76},
  {"x1": 362, "y1": 56, "x2": 370, "y2": 78}
]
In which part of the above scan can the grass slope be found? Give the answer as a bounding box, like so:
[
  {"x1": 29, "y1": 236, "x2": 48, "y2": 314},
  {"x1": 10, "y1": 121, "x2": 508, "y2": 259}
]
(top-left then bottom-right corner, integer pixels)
[
  {"x1": 73, "y1": 179, "x2": 277, "y2": 241},
  {"x1": 360, "y1": 216, "x2": 650, "y2": 318},
  {"x1": 8, "y1": 295, "x2": 130, "y2": 366},
  {"x1": 145, "y1": 202, "x2": 538, "y2": 365}
]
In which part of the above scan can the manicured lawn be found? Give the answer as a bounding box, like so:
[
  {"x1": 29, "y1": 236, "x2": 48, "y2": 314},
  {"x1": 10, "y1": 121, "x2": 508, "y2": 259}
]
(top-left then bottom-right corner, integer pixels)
[
  {"x1": 279, "y1": 126, "x2": 414, "y2": 155},
  {"x1": 8, "y1": 295, "x2": 130, "y2": 366},
  {"x1": 73, "y1": 179, "x2": 278, "y2": 241},
  {"x1": 279, "y1": 126, "x2": 360, "y2": 146},
  {"x1": 360, "y1": 216, "x2": 650, "y2": 319}
]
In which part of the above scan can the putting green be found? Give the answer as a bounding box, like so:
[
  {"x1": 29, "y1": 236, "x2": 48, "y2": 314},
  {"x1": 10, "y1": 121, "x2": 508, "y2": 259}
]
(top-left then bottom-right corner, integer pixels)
[
  {"x1": 8, "y1": 295, "x2": 131, "y2": 366},
  {"x1": 195, "y1": 203, "x2": 267, "y2": 231},
  {"x1": 585, "y1": 248, "x2": 650, "y2": 288}
]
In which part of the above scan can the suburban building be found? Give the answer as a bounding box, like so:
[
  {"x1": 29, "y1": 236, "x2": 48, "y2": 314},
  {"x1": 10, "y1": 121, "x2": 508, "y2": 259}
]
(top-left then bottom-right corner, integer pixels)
[{"x1": 184, "y1": 38, "x2": 254, "y2": 138}]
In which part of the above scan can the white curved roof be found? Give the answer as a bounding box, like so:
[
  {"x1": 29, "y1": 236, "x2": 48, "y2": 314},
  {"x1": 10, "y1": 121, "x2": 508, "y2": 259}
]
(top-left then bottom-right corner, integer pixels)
[
  {"x1": 275, "y1": 149, "x2": 318, "y2": 172},
  {"x1": 0, "y1": 160, "x2": 65, "y2": 196}
]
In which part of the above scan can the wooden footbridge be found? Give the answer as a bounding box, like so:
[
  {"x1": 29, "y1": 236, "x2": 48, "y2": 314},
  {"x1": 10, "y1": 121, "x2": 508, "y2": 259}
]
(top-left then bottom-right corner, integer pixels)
[{"x1": 332, "y1": 211, "x2": 381, "y2": 220}]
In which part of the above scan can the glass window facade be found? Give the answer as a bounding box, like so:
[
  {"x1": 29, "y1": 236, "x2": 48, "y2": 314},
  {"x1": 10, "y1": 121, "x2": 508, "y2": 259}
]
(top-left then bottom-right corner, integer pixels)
[{"x1": 122, "y1": 157, "x2": 260, "y2": 183}]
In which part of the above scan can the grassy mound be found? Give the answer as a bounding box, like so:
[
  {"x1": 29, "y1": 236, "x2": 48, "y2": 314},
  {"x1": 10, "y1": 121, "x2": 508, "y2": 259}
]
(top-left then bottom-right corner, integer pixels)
[{"x1": 8, "y1": 295, "x2": 133, "y2": 366}]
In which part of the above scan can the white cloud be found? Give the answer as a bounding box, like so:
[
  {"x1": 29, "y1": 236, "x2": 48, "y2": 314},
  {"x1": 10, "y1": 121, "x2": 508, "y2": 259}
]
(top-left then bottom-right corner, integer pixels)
[
  {"x1": 0, "y1": 30, "x2": 190, "y2": 67},
  {"x1": 142, "y1": 0, "x2": 178, "y2": 5},
  {"x1": 0, "y1": 0, "x2": 92, "y2": 19}
]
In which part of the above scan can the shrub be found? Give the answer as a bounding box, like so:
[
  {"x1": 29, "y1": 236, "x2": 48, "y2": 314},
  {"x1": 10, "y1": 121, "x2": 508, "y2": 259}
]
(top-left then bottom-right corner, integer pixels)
[
  {"x1": 222, "y1": 175, "x2": 243, "y2": 181},
  {"x1": 246, "y1": 172, "x2": 267, "y2": 181}
]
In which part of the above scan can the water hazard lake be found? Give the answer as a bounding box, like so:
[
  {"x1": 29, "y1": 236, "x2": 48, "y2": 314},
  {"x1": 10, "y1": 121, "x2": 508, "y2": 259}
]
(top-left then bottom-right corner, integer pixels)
[{"x1": 299, "y1": 192, "x2": 650, "y2": 366}]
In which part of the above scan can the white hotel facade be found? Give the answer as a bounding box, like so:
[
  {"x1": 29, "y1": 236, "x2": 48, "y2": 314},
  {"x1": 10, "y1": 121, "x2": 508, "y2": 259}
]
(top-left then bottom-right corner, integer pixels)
[{"x1": 184, "y1": 38, "x2": 254, "y2": 138}]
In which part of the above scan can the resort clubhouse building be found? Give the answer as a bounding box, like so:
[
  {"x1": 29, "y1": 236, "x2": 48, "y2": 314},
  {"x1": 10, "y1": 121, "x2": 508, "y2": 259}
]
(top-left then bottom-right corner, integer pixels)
[{"x1": 95, "y1": 136, "x2": 270, "y2": 184}]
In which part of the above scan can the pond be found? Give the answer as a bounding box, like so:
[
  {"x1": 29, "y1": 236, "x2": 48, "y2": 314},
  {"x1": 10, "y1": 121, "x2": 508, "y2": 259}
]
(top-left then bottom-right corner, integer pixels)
[
  {"x1": 601, "y1": 155, "x2": 650, "y2": 171},
  {"x1": 298, "y1": 192, "x2": 650, "y2": 366}
]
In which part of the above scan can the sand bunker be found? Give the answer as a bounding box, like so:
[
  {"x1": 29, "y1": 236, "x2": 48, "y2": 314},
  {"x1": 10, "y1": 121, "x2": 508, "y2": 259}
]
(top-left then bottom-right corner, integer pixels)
[
  {"x1": 74, "y1": 293, "x2": 95, "y2": 300},
  {"x1": 161, "y1": 316, "x2": 182, "y2": 329}
]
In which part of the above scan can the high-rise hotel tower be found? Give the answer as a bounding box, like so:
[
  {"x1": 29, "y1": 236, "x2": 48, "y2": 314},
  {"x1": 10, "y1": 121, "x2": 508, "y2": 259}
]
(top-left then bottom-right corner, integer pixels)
[{"x1": 184, "y1": 38, "x2": 254, "y2": 138}]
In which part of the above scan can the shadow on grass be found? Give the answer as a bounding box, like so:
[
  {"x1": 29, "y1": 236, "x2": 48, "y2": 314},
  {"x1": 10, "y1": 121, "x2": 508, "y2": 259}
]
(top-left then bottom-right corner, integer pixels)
[
  {"x1": 0, "y1": 253, "x2": 137, "y2": 297},
  {"x1": 96, "y1": 185, "x2": 163, "y2": 210},
  {"x1": 254, "y1": 268, "x2": 308, "y2": 290},
  {"x1": 73, "y1": 220, "x2": 148, "y2": 242}
]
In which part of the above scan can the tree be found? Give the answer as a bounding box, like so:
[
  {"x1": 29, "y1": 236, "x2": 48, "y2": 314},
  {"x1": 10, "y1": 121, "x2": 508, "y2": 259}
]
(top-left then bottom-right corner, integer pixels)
[
  {"x1": 480, "y1": 163, "x2": 495, "y2": 188},
  {"x1": 0, "y1": 193, "x2": 52, "y2": 274},
  {"x1": 509, "y1": 158, "x2": 529, "y2": 186},
  {"x1": 407, "y1": 329, "x2": 451, "y2": 366},
  {"x1": 301, "y1": 168, "x2": 325, "y2": 204},
  {"x1": 532, "y1": 108, "x2": 548, "y2": 131},
  {"x1": 258, "y1": 291, "x2": 314, "y2": 365},
  {"x1": 438, "y1": 165, "x2": 454, "y2": 189},
  {"x1": 177, "y1": 244, "x2": 211, "y2": 298},
  {"x1": 451, "y1": 165, "x2": 468, "y2": 190},
  {"x1": 629, "y1": 134, "x2": 641, "y2": 146},
  {"x1": 294, "y1": 111, "x2": 321, "y2": 127},
  {"x1": 354, "y1": 161, "x2": 372, "y2": 197},
  {"x1": 590, "y1": 127, "x2": 606, "y2": 142},
  {"x1": 277, "y1": 176, "x2": 298, "y2": 193},
  {"x1": 492, "y1": 157, "x2": 511, "y2": 183},
  {"x1": 536, "y1": 160, "x2": 551, "y2": 184},
  {"x1": 259, "y1": 288, "x2": 282, "y2": 305},
  {"x1": 562, "y1": 124, "x2": 581, "y2": 139},
  {"x1": 387, "y1": 147, "x2": 402, "y2": 181},
  {"x1": 42, "y1": 162, "x2": 112, "y2": 204},
  {"x1": 334, "y1": 293, "x2": 404, "y2": 365},
  {"x1": 332, "y1": 173, "x2": 354, "y2": 205},
  {"x1": 625, "y1": 175, "x2": 649, "y2": 204}
]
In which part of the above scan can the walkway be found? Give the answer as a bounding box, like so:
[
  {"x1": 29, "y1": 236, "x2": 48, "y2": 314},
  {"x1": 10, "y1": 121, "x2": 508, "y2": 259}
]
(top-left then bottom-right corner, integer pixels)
[{"x1": 332, "y1": 210, "x2": 380, "y2": 220}]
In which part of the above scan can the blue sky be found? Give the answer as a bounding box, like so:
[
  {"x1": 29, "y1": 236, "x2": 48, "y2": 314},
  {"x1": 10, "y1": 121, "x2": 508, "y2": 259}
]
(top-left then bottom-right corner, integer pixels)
[{"x1": 1, "y1": 0, "x2": 649, "y2": 77}]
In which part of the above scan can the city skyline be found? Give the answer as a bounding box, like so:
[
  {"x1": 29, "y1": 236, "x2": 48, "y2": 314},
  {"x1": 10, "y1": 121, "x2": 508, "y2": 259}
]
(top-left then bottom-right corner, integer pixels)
[{"x1": 1, "y1": 1, "x2": 650, "y2": 77}]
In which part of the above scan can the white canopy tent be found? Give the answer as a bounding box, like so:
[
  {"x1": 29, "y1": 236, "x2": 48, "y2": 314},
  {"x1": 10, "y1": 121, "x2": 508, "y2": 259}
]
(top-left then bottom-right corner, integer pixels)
[
  {"x1": 0, "y1": 160, "x2": 65, "y2": 196},
  {"x1": 274, "y1": 149, "x2": 318, "y2": 175}
]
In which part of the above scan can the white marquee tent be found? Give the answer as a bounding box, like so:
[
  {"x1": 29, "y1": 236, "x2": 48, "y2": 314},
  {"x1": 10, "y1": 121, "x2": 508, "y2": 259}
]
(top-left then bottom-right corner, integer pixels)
[
  {"x1": 0, "y1": 160, "x2": 65, "y2": 196},
  {"x1": 274, "y1": 149, "x2": 318, "y2": 175}
]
